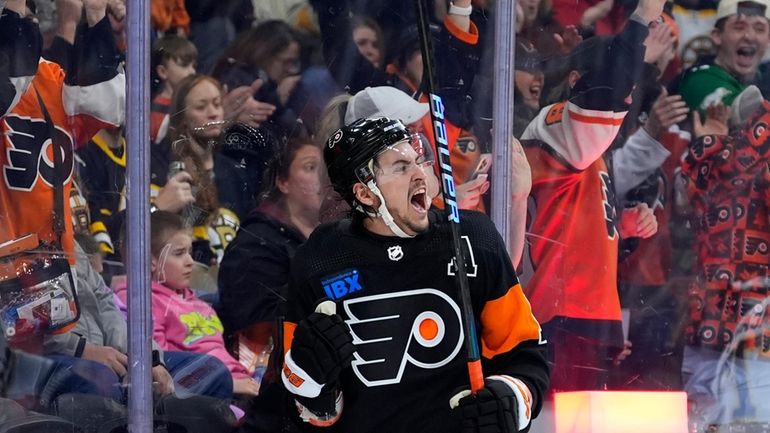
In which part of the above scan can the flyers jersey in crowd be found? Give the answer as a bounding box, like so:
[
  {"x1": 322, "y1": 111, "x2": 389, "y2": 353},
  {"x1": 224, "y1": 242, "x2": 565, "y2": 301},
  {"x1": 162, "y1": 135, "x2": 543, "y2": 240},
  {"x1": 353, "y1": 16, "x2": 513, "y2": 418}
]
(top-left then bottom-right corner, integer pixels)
[
  {"x1": 519, "y1": 100, "x2": 627, "y2": 344},
  {"x1": 0, "y1": 12, "x2": 125, "y2": 264},
  {"x1": 682, "y1": 102, "x2": 770, "y2": 357}
]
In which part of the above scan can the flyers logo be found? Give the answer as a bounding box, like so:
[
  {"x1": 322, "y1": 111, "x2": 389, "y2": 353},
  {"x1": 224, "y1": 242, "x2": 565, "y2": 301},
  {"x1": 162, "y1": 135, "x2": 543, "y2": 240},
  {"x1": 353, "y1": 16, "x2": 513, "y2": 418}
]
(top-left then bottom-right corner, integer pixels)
[
  {"x1": 343, "y1": 288, "x2": 464, "y2": 387},
  {"x1": 599, "y1": 171, "x2": 618, "y2": 240},
  {"x1": 544, "y1": 102, "x2": 565, "y2": 126},
  {"x1": 3, "y1": 116, "x2": 74, "y2": 191}
]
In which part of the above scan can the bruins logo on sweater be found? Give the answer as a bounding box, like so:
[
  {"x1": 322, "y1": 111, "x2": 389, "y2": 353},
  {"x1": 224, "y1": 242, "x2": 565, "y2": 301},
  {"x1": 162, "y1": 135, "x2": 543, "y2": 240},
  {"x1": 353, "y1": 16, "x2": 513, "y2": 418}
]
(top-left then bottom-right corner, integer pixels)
[{"x1": 343, "y1": 288, "x2": 464, "y2": 387}]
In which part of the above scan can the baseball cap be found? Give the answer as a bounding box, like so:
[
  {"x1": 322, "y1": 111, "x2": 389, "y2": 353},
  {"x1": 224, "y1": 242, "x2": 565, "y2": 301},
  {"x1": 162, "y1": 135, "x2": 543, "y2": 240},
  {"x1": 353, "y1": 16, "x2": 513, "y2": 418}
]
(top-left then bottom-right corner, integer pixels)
[
  {"x1": 344, "y1": 86, "x2": 429, "y2": 126},
  {"x1": 515, "y1": 41, "x2": 542, "y2": 73},
  {"x1": 677, "y1": 62, "x2": 745, "y2": 112},
  {"x1": 716, "y1": 0, "x2": 770, "y2": 21}
]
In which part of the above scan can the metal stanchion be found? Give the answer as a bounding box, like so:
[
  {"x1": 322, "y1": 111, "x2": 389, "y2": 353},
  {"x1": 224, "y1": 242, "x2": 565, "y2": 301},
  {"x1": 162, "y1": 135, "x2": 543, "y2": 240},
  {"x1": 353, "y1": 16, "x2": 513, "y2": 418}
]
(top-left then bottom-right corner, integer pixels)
[
  {"x1": 125, "y1": 0, "x2": 153, "y2": 431},
  {"x1": 490, "y1": 0, "x2": 517, "y2": 251}
]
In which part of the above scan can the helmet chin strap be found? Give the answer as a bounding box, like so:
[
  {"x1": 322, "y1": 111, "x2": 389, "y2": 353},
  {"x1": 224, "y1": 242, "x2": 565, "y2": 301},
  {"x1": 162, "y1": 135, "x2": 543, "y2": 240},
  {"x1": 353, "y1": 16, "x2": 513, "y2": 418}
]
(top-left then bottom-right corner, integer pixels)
[{"x1": 363, "y1": 179, "x2": 414, "y2": 239}]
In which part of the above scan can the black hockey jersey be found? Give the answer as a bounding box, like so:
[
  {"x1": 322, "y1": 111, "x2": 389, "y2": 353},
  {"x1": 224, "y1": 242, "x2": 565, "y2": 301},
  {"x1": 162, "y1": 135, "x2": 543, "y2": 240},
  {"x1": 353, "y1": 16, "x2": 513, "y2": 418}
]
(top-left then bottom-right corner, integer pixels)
[
  {"x1": 77, "y1": 134, "x2": 126, "y2": 254},
  {"x1": 283, "y1": 210, "x2": 549, "y2": 433}
]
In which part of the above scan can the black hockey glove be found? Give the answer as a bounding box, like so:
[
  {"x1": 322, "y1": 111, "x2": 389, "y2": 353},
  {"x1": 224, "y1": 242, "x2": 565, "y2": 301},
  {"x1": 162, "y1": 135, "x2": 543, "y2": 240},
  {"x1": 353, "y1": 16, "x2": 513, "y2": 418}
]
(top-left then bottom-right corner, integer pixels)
[
  {"x1": 289, "y1": 309, "x2": 355, "y2": 387},
  {"x1": 294, "y1": 383, "x2": 343, "y2": 425},
  {"x1": 451, "y1": 378, "x2": 523, "y2": 433}
]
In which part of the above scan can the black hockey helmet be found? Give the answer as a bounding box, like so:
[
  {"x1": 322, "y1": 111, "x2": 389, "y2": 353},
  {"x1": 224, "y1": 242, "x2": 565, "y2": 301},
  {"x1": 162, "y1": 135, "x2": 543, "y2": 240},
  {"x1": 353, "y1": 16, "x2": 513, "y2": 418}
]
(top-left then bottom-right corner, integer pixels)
[{"x1": 324, "y1": 117, "x2": 412, "y2": 201}]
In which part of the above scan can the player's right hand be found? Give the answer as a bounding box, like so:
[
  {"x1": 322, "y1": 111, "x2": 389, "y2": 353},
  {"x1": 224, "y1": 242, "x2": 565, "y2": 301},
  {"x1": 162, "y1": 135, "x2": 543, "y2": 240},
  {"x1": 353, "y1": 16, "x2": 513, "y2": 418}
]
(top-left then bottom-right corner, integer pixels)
[
  {"x1": 450, "y1": 377, "x2": 526, "y2": 433},
  {"x1": 283, "y1": 302, "x2": 355, "y2": 398},
  {"x1": 155, "y1": 171, "x2": 195, "y2": 213}
]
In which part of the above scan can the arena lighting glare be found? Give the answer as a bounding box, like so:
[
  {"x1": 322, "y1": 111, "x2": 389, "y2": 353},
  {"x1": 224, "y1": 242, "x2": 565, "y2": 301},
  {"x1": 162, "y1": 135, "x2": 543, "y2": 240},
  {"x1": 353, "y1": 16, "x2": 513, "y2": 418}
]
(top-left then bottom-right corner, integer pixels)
[{"x1": 554, "y1": 391, "x2": 688, "y2": 433}]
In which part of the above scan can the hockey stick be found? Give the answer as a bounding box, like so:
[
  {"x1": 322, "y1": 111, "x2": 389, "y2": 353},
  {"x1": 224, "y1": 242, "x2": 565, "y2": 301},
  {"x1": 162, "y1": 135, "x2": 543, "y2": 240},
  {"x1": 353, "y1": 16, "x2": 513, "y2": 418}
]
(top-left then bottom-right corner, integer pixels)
[{"x1": 413, "y1": 0, "x2": 484, "y2": 393}]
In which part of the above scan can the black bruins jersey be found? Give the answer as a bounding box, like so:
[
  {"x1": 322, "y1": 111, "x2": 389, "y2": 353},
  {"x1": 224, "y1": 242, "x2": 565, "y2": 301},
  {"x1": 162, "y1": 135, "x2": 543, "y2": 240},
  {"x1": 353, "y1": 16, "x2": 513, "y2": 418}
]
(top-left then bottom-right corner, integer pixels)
[
  {"x1": 77, "y1": 135, "x2": 126, "y2": 254},
  {"x1": 284, "y1": 209, "x2": 549, "y2": 433}
]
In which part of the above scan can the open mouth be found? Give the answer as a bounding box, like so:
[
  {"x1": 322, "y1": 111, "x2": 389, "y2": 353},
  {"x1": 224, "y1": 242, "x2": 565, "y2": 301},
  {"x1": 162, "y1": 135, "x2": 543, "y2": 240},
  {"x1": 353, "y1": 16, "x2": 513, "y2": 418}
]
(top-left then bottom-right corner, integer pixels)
[
  {"x1": 530, "y1": 84, "x2": 541, "y2": 101},
  {"x1": 737, "y1": 46, "x2": 758, "y2": 64},
  {"x1": 410, "y1": 187, "x2": 428, "y2": 214}
]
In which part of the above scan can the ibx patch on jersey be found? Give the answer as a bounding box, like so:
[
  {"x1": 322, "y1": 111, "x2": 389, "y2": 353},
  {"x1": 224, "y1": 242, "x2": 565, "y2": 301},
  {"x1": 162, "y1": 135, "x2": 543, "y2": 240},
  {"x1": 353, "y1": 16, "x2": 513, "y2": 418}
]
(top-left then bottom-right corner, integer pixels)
[{"x1": 322, "y1": 269, "x2": 363, "y2": 301}]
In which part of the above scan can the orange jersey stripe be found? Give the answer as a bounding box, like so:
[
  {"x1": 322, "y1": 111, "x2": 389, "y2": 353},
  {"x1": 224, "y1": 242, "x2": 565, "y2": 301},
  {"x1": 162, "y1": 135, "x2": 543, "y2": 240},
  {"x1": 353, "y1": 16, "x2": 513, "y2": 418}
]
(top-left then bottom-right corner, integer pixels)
[
  {"x1": 568, "y1": 111, "x2": 625, "y2": 126},
  {"x1": 443, "y1": 16, "x2": 479, "y2": 45},
  {"x1": 283, "y1": 321, "x2": 298, "y2": 356},
  {"x1": 480, "y1": 283, "x2": 542, "y2": 358}
]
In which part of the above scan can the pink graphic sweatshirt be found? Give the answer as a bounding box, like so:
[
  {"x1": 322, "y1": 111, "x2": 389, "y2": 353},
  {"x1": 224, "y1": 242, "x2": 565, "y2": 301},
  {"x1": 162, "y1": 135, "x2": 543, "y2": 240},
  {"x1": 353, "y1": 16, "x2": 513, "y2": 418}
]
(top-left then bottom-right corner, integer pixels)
[{"x1": 114, "y1": 281, "x2": 249, "y2": 379}]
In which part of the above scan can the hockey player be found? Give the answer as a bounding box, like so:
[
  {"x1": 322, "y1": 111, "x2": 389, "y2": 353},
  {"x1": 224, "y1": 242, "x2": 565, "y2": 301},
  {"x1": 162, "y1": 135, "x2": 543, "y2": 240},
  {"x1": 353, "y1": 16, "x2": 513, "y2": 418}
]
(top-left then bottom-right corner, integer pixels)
[{"x1": 281, "y1": 117, "x2": 549, "y2": 433}]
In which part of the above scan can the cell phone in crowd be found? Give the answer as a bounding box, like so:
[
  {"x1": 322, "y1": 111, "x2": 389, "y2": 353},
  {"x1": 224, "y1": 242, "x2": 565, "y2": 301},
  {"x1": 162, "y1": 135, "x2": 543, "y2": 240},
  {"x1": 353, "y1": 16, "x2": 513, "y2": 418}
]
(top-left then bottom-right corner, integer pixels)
[
  {"x1": 168, "y1": 161, "x2": 186, "y2": 179},
  {"x1": 469, "y1": 153, "x2": 493, "y2": 182}
]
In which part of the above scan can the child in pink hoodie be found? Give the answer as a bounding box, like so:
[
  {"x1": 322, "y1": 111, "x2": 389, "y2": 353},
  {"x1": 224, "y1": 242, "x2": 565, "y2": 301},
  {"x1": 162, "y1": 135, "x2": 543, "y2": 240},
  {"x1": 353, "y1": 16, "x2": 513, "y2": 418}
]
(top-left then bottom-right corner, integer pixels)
[{"x1": 115, "y1": 211, "x2": 259, "y2": 396}]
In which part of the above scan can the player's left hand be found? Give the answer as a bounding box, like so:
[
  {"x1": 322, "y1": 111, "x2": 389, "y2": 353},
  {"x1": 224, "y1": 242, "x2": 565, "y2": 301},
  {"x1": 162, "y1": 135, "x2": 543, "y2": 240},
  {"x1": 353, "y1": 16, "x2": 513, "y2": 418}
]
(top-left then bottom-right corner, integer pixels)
[{"x1": 450, "y1": 377, "x2": 532, "y2": 433}]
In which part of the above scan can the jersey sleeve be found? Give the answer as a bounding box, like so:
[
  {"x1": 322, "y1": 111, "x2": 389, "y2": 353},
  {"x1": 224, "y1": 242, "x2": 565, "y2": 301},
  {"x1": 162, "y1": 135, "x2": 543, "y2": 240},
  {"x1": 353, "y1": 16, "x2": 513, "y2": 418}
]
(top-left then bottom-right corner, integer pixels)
[
  {"x1": 519, "y1": 17, "x2": 649, "y2": 171},
  {"x1": 611, "y1": 127, "x2": 671, "y2": 198},
  {"x1": 435, "y1": 16, "x2": 481, "y2": 130},
  {"x1": 473, "y1": 216, "x2": 543, "y2": 359},
  {"x1": 570, "y1": 18, "x2": 649, "y2": 112},
  {"x1": 521, "y1": 101, "x2": 626, "y2": 171},
  {"x1": 0, "y1": 8, "x2": 42, "y2": 117},
  {"x1": 64, "y1": 17, "x2": 125, "y2": 146},
  {"x1": 309, "y1": 0, "x2": 391, "y2": 93},
  {"x1": 465, "y1": 213, "x2": 549, "y2": 418}
]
